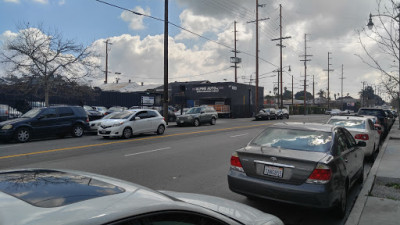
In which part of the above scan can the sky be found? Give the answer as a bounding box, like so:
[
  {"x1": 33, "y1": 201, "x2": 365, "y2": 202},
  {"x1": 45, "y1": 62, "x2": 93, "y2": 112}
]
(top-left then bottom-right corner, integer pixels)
[{"x1": 0, "y1": 0, "x2": 390, "y2": 101}]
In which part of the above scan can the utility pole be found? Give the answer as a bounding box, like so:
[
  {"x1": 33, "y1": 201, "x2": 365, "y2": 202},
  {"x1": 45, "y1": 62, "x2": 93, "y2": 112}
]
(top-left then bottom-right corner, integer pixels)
[
  {"x1": 104, "y1": 39, "x2": 112, "y2": 84},
  {"x1": 340, "y1": 64, "x2": 345, "y2": 110},
  {"x1": 272, "y1": 4, "x2": 291, "y2": 109},
  {"x1": 163, "y1": 0, "x2": 169, "y2": 124},
  {"x1": 312, "y1": 75, "x2": 315, "y2": 105},
  {"x1": 324, "y1": 52, "x2": 334, "y2": 109},
  {"x1": 231, "y1": 21, "x2": 241, "y2": 83},
  {"x1": 299, "y1": 34, "x2": 312, "y2": 115},
  {"x1": 361, "y1": 81, "x2": 366, "y2": 107},
  {"x1": 291, "y1": 75, "x2": 294, "y2": 106}
]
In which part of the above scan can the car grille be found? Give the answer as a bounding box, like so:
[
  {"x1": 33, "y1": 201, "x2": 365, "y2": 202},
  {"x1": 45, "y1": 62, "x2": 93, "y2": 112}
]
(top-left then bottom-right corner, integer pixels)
[{"x1": 101, "y1": 125, "x2": 111, "y2": 129}]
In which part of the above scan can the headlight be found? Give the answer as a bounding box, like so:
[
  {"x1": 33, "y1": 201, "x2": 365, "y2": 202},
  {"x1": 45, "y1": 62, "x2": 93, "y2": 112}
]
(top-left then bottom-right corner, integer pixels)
[
  {"x1": 1, "y1": 124, "x2": 13, "y2": 130},
  {"x1": 112, "y1": 122, "x2": 124, "y2": 127}
]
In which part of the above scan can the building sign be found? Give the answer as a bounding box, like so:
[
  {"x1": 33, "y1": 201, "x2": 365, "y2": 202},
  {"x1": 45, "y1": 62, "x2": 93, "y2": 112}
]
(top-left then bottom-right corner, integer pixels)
[
  {"x1": 141, "y1": 96, "x2": 154, "y2": 105},
  {"x1": 194, "y1": 86, "x2": 221, "y2": 93}
]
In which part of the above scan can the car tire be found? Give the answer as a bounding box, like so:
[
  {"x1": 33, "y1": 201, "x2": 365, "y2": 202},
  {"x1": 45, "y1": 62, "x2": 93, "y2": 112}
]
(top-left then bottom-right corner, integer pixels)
[
  {"x1": 267, "y1": 116, "x2": 270, "y2": 120},
  {"x1": 333, "y1": 184, "x2": 348, "y2": 218},
  {"x1": 14, "y1": 127, "x2": 31, "y2": 143},
  {"x1": 72, "y1": 124, "x2": 84, "y2": 137},
  {"x1": 194, "y1": 119, "x2": 200, "y2": 127},
  {"x1": 156, "y1": 125, "x2": 165, "y2": 135},
  {"x1": 122, "y1": 128, "x2": 132, "y2": 139},
  {"x1": 210, "y1": 117, "x2": 216, "y2": 125}
]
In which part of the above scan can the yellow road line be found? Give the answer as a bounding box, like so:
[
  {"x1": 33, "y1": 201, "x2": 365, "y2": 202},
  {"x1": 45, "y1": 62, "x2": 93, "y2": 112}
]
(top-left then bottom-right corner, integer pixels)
[{"x1": 0, "y1": 123, "x2": 271, "y2": 160}]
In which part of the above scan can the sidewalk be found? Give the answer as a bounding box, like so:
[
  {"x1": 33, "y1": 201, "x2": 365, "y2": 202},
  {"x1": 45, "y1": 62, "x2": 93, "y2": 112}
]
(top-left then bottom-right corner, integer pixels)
[{"x1": 346, "y1": 120, "x2": 400, "y2": 225}]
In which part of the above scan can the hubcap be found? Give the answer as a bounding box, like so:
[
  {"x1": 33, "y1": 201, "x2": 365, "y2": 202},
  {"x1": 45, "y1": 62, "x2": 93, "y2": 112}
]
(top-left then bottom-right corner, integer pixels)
[
  {"x1": 18, "y1": 130, "x2": 29, "y2": 142},
  {"x1": 158, "y1": 126, "x2": 164, "y2": 134},
  {"x1": 74, "y1": 126, "x2": 83, "y2": 136},
  {"x1": 124, "y1": 129, "x2": 132, "y2": 138}
]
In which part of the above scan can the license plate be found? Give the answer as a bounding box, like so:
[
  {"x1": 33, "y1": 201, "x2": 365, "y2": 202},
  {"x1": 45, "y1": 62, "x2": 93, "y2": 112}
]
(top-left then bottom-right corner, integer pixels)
[
  {"x1": 264, "y1": 165, "x2": 283, "y2": 178},
  {"x1": 99, "y1": 130, "x2": 106, "y2": 134},
  {"x1": 180, "y1": 121, "x2": 184, "y2": 123}
]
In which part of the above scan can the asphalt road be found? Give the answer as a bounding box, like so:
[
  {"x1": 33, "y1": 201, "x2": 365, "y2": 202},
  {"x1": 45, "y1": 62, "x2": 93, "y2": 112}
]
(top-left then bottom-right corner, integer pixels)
[{"x1": 0, "y1": 115, "x2": 376, "y2": 225}]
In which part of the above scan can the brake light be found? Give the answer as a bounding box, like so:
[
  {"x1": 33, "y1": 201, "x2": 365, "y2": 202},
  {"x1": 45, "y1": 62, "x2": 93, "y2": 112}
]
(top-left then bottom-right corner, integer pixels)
[
  {"x1": 5, "y1": 110, "x2": 8, "y2": 115},
  {"x1": 230, "y1": 152, "x2": 244, "y2": 172},
  {"x1": 86, "y1": 116, "x2": 89, "y2": 123},
  {"x1": 306, "y1": 164, "x2": 331, "y2": 184},
  {"x1": 355, "y1": 134, "x2": 369, "y2": 140},
  {"x1": 163, "y1": 117, "x2": 165, "y2": 121}
]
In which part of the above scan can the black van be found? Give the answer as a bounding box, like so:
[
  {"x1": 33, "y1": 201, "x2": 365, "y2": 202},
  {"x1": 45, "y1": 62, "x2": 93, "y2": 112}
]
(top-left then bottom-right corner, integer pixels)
[{"x1": 0, "y1": 106, "x2": 89, "y2": 143}]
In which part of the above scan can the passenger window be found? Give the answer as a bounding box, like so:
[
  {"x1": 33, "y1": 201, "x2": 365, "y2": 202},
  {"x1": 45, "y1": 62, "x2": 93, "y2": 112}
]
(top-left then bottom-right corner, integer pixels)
[
  {"x1": 343, "y1": 129, "x2": 357, "y2": 147},
  {"x1": 57, "y1": 107, "x2": 74, "y2": 117},
  {"x1": 108, "y1": 211, "x2": 228, "y2": 225},
  {"x1": 135, "y1": 111, "x2": 148, "y2": 119},
  {"x1": 147, "y1": 111, "x2": 158, "y2": 118},
  {"x1": 40, "y1": 108, "x2": 57, "y2": 118},
  {"x1": 336, "y1": 131, "x2": 349, "y2": 154}
]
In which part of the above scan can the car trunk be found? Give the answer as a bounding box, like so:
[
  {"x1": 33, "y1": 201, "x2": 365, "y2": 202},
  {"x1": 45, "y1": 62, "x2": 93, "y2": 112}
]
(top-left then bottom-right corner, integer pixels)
[{"x1": 238, "y1": 146, "x2": 329, "y2": 185}]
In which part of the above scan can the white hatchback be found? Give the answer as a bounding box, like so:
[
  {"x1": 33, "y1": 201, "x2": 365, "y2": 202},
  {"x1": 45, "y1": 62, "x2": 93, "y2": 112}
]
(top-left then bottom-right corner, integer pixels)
[
  {"x1": 327, "y1": 116, "x2": 380, "y2": 158},
  {"x1": 98, "y1": 109, "x2": 166, "y2": 138}
]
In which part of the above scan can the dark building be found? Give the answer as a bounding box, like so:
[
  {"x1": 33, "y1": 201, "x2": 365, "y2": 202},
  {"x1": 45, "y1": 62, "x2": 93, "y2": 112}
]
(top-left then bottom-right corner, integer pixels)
[{"x1": 155, "y1": 81, "x2": 264, "y2": 118}]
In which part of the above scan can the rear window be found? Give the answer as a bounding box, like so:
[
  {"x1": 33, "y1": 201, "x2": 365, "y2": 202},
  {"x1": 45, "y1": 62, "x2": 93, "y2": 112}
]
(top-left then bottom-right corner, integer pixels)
[
  {"x1": 250, "y1": 128, "x2": 332, "y2": 152},
  {"x1": 328, "y1": 119, "x2": 366, "y2": 129},
  {"x1": 0, "y1": 170, "x2": 125, "y2": 208}
]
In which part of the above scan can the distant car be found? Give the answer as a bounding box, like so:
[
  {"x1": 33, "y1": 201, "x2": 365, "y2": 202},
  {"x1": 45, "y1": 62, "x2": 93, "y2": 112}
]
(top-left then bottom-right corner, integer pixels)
[
  {"x1": 88, "y1": 112, "x2": 117, "y2": 133},
  {"x1": 330, "y1": 109, "x2": 343, "y2": 116},
  {"x1": 391, "y1": 110, "x2": 398, "y2": 118},
  {"x1": 327, "y1": 115, "x2": 380, "y2": 158},
  {"x1": 255, "y1": 108, "x2": 277, "y2": 120},
  {"x1": 104, "y1": 106, "x2": 127, "y2": 115},
  {"x1": 384, "y1": 109, "x2": 395, "y2": 128},
  {"x1": 325, "y1": 109, "x2": 332, "y2": 115},
  {"x1": 176, "y1": 106, "x2": 218, "y2": 127},
  {"x1": 98, "y1": 109, "x2": 166, "y2": 139},
  {"x1": 357, "y1": 107, "x2": 390, "y2": 135},
  {"x1": 228, "y1": 122, "x2": 365, "y2": 218},
  {"x1": 83, "y1": 105, "x2": 103, "y2": 121},
  {"x1": 276, "y1": 108, "x2": 289, "y2": 119},
  {"x1": 0, "y1": 104, "x2": 9, "y2": 122},
  {"x1": 0, "y1": 106, "x2": 88, "y2": 143},
  {"x1": 159, "y1": 109, "x2": 177, "y2": 122},
  {"x1": 0, "y1": 168, "x2": 284, "y2": 225},
  {"x1": 92, "y1": 106, "x2": 108, "y2": 115}
]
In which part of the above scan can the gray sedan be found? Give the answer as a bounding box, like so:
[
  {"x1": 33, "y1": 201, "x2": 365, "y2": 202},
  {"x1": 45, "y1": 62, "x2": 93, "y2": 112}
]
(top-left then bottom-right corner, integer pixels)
[
  {"x1": 0, "y1": 168, "x2": 284, "y2": 225},
  {"x1": 228, "y1": 122, "x2": 365, "y2": 218}
]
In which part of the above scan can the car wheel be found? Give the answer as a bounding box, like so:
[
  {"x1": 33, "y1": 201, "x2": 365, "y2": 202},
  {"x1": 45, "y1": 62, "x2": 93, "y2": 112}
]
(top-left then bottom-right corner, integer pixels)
[
  {"x1": 267, "y1": 116, "x2": 270, "y2": 120},
  {"x1": 194, "y1": 119, "x2": 200, "y2": 127},
  {"x1": 333, "y1": 184, "x2": 348, "y2": 218},
  {"x1": 72, "y1": 124, "x2": 84, "y2": 137},
  {"x1": 122, "y1": 128, "x2": 132, "y2": 139},
  {"x1": 157, "y1": 125, "x2": 165, "y2": 135},
  {"x1": 210, "y1": 117, "x2": 216, "y2": 125},
  {"x1": 14, "y1": 127, "x2": 31, "y2": 143}
]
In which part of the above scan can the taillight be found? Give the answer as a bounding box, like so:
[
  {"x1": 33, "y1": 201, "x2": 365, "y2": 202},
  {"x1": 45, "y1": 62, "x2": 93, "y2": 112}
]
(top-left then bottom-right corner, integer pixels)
[
  {"x1": 86, "y1": 116, "x2": 89, "y2": 123},
  {"x1": 306, "y1": 164, "x2": 331, "y2": 184},
  {"x1": 5, "y1": 110, "x2": 8, "y2": 115},
  {"x1": 230, "y1": 152, "x2": 244, "y2": 172},
  {"x1": 355, "y1": 133, "x2": 369, "y2": 140},
  {"x1": 163, "y1": 117, "x2": 165, "y2": 121}
]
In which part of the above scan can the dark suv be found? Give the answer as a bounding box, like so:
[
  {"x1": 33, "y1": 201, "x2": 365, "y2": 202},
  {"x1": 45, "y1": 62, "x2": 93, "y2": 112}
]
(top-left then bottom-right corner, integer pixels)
[
  {"x1": 0, "y1": 106, "x2": 89, "y2": 143},
  {"x1": 357, "y1": 107, "x2": 389, "y2": 134},
  {"x1": 176, "y1": 106, "x2": 218, "y2": 126}
]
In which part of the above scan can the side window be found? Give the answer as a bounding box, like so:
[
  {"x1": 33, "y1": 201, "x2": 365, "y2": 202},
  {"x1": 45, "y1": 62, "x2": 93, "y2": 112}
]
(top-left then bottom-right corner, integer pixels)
[
  {"x1": 57, "y1": 107, "x2": 74, "y2": 117},
  {"x1": 109, "y1": 211, "x2": 228, "y2": 225},
  {"x1": 135, "y1": 111, "x2": 148, "y2": 119},
  {"x1": 147, "y1": 111, "x2": 158, "y2": 118},
  {"x1": 343, "y1": 129, "x2": 357, "y2": 147},
  {"x1": 40, "y1": 108, "x2": 57, "y2": 119},
  {"x1": 335, "y1": 130, "x2": 349, "y2": 154},
  {"x1": 367, "y1": 119, "x2": 374, "y2": 130}
]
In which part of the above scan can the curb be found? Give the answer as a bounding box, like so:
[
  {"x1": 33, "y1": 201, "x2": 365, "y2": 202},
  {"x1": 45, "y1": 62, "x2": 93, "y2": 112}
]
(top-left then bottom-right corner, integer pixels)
[{"x1": 345, "y1": 129, "x2": 392, "y2": 225}]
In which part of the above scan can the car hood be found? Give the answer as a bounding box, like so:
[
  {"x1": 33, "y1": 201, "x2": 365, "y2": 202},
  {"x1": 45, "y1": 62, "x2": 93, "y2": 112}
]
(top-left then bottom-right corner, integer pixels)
[
  {"x1": 0, "y1": 117, "x2": 30, "y2": 126},
  {"x1": 161, "y1": 191, "x2": 283, "y2": 225},
  {"x1": 100, "y1": 119, "x2": 127, "y2": 126}
]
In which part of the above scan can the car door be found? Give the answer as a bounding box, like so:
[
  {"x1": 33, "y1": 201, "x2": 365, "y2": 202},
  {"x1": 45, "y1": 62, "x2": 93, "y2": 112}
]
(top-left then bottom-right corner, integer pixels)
[
  {"x1": 56, "y1": 107, "x2": 75, "y2": 134},
  {"x1": 335, "y1": 128, "x2": 356, "y2": 179},
  {"x1": 132, "y1": 111, "x2": 149, "y2": 134},
  {"x1": 147, "y1": 110, "x2": 161, "y2": 130},
  {"x1": 341, "y1": 128, "x2": 363, "y2": 181},
  {"x1": 367, "y1": 119, "x2": 379, "y2": 150},
  {"x1": 30, "y1": 108, "x2": 59, "y2": 136}
]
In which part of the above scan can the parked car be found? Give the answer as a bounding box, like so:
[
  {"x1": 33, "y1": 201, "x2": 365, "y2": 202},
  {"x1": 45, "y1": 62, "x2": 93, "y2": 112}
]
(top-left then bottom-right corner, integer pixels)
[
  {"x1": 357, "y1": 107, "x2": 390, "y2": 135},
  {"x1": 0, "y1": 168, "x2": 284, "y2": 225},
  {"x1": 330, "y1": 109, "x2": 343, "y2": 116},
  {"x1": 0, "y1": 106, "x2": 89, "y2": 143},
  {"x1": 255, "y1": 108, "x2": 277, "y2": 120},
  {"x1": 88, "y1": 112, "x2": 117, "y2": 133},
  {"x1": 276, "y1": 108, "x2": 289, "y2": 119},
  {"x1": 228, "y1": 122, "x2": 365, "y2": 218},
  {"x1": 176, "y1": 106, "x2": 218, "y2": 127},
  {"x1": 0, "y1": 104, "x2": 9, "y2": 122},
  {"x1": 92, "y1": 106, "x2": 108, "y2": 115},
  {"x1": 391, "y1": 110, "x2": 398, "y2": 118},
  {"x1": 159, "y1": 109, "x2": 177, "y2": 122},
  {"x1": 327, "y1": 115, "x2": 380, "y2": 158},
  {"x1": 384, "y1": 109, "x2": 395, "y2": 128},
  {"x1": 83, "y1": 105, "x2": 103, "y2": 121},
  {"x1": 98, "y1": 109, "x2": 166, "y2": 139},
  {"x1": 104, "y1": 106, "x2": 127, "y2": 115}
]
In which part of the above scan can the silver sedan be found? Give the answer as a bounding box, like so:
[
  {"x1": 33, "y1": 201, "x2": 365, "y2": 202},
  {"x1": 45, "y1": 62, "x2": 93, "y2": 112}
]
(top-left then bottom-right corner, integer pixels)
[
  {"x1": 228, "y1": 122, "x2": 365, "y2": 218},
  {"x1": 0, "y1": 168, "x2": 283, "y2": 225}
]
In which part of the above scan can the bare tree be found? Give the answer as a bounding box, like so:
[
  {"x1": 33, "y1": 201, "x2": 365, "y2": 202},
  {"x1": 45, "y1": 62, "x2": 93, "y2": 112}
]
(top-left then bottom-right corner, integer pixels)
[
  {"x1": 357, "y1": 0, "x2": 399, "y2": 102},
  {"x1": 0, "y1": 23, "x2": 100, "y2": 106}
]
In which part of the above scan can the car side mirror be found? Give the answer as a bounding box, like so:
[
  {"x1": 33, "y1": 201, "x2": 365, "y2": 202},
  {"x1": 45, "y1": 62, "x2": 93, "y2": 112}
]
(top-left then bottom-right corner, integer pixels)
[{"x1": 357, "y1": 141, "x2": 367, "y2": 147}]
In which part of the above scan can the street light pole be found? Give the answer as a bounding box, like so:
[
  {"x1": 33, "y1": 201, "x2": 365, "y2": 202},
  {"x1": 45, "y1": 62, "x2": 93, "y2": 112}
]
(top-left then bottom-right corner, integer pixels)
[{"x1": 367, "y1": 6, "x2": 400, "y2": 129}]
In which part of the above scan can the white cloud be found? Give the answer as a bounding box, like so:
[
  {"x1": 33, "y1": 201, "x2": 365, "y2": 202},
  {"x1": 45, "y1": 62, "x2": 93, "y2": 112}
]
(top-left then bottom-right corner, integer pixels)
[
  {"x1": 120, "y1": 6, "x2": 151, "y2": 30},
  {"x1": 58, "y1": 0, "x2": 65, "y2": 6},
  {"x1": 3, "y1": 0, "x2": 20, "y2": 3},
  {"x1": 33, "y1": 0, "x2": 48, "y2": 4}
]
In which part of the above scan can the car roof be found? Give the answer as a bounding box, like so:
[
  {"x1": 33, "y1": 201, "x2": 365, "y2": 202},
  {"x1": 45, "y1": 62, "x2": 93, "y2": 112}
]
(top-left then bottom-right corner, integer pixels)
[
  {"x1": 270, "y1": 122, "x2": 334, "y2": 132},
  {"x1": 329, "y1": 115, "x2": 370, "y2": 121},
  {"x1": 0, "y1": 169, "x2": 195, "y2": 225}
]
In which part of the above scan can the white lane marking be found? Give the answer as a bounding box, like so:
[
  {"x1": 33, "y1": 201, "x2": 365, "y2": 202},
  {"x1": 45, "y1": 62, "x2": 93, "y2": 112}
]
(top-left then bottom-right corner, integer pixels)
[
  {"x1": 0, "y1": 144, "x2": 20, "y2": 149},
  {"x1": 125, "y1": 147, "x2": 172, "y2": 157},
  {"x1": 230, "y1": 133, "x2": 248, "y2": 138}
]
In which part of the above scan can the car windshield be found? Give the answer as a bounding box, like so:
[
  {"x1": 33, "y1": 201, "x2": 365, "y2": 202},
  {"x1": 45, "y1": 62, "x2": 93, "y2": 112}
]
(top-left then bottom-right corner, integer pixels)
[
  {"x1": 328, "y1": 119, "x2": 366, "y2": 129},
  {"x1": 186, "y1": 107, "x2": 201, "y2": 114},
  {"x1": 250, "y1": 128, "x2": 332, "y2": 152},
  {"x1": 109, "y1": 111, "x2": 133, "y2": 119},
  {"x1": 21, "y1": 108, "x2": 42, "y2": 118}
]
